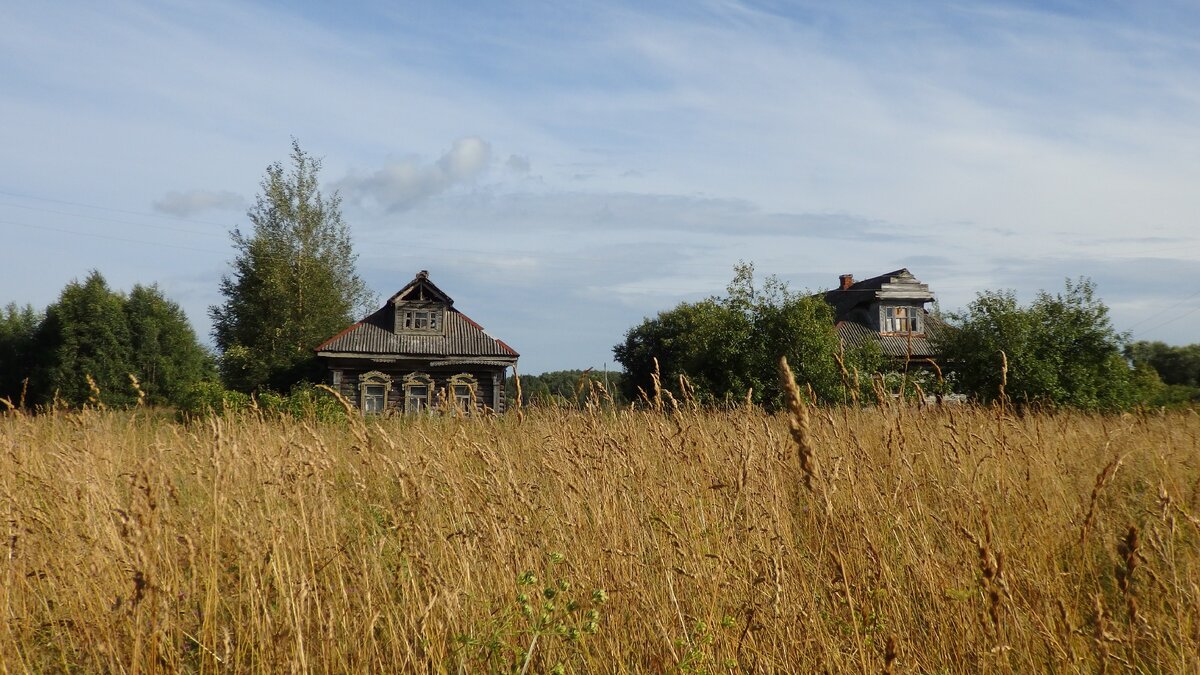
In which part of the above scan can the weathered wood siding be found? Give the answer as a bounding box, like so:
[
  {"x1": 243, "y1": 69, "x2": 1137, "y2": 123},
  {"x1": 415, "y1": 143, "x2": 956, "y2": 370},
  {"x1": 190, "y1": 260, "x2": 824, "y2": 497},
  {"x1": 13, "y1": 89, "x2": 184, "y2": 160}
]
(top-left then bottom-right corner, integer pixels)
[{"x1": 326, "y1": 359, "x2": 507, "y2": 414}]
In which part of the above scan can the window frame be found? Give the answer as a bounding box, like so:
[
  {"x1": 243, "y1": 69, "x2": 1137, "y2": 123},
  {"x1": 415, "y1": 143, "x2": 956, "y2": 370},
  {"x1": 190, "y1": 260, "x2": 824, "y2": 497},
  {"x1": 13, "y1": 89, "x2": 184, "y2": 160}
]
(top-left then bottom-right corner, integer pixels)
[
  {"x1": 401, "y1": 309, "x2": 441, "y2": 332},
  {"x1": 358, "y1": 371, "x2": 392, "y2": 415},
  {"x1": 881, "y1": 305, "x2": 923, "y2": 334},
  {"x1": 449, "y1": 373, "x2": 479, "y2": 414},
  {"x1": 403, "y1": 372, "x2": 435, "y2": 414}
]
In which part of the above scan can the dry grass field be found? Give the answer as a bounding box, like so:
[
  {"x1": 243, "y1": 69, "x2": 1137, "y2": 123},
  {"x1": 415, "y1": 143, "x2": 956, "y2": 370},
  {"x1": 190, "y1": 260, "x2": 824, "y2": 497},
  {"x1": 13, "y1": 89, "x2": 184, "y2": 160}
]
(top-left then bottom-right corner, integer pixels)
[{"x1": 2, "y1": 397, "x2": 1199, "y2": 672}]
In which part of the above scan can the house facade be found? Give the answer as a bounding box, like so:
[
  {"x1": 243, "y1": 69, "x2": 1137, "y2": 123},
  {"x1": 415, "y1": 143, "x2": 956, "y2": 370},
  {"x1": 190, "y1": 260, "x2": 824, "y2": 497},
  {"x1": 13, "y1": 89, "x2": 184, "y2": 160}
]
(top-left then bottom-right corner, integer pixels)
[
  {"x1": 823, "y1": 269, "x2": 948, "y2": 365},
  {"x1": 315, "y1": 271, "x2": 518, "y2": 414}
]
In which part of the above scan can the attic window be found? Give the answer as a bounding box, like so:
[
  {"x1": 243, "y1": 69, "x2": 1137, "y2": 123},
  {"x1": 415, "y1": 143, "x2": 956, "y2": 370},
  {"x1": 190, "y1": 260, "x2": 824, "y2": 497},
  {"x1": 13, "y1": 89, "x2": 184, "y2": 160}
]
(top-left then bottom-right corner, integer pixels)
[
  {"x1": 402, "y1": 309, "x2": 441, "y2": 331},
  {"x1": 882, "y1": 306, "x2": 922, "y2": 334}
]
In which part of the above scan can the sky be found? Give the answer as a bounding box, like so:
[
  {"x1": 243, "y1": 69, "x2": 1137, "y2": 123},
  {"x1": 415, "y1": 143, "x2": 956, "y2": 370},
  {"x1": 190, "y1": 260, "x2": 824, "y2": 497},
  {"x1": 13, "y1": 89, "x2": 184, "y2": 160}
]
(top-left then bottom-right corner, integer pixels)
[{"x1": 3, "y1": 0, "x2": 1200, "y2": 374}]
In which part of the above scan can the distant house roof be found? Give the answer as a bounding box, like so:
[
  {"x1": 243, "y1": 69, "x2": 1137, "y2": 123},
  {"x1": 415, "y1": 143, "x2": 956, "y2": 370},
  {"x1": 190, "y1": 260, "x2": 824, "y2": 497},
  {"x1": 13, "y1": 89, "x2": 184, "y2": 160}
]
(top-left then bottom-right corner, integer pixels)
[
  {"x1": 315, "y1": 271, "x2": 518, "y2": 359},
  {"x1": 824, "y1": 268, "x2": 934, "y2": 319},
  {"x1": 836, "y1": 316, "x2": 951, "y2": 359}
]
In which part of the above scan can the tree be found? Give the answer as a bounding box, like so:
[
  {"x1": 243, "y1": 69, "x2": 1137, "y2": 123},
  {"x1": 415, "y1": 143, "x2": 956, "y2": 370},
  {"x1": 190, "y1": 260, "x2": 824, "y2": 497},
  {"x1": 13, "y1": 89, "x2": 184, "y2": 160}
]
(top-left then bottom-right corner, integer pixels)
[
  {"x1": 126, "y1": 284, "x2": 217, "y2": 405},
  {"x1": 509, "y1": 369, "x2": 629, "y2": 406},
  {"x1": 0, "y1": 303, "x2": 41, "y2": 404},
  {"x1": 1124, "y1": 340, "x2": 1200, "y2": 387},
  {"x1": 33, "y1": 271, "x2": 136, "y2": 407},
  {"x1": 1123, "y1": 340, "x2": 1200, "y2": 408},
  {"x1": 210, "y1": 140, "x2": 374, "y2": 392},
  {"x1": 614, "y1": 263, "x2": 878, "y2": 408},
  {"x1": 934, "y1": 278, "x2": 1136, "y2": 410}
]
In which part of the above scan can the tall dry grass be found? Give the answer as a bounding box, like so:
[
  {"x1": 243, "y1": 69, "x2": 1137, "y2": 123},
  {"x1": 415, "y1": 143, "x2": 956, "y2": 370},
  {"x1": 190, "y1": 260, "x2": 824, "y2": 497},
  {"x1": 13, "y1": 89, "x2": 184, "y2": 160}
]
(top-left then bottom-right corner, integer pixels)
[{"x1": 1, "y1": 400, "x2": 1199, "y2": 672}]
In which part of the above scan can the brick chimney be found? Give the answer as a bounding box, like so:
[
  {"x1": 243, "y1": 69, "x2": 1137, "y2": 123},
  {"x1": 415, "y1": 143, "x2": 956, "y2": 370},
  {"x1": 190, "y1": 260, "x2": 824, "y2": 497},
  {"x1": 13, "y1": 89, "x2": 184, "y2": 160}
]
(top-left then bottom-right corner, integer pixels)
[{"x1": 839, "y1": 274, "x2": 855, "y2": 290}]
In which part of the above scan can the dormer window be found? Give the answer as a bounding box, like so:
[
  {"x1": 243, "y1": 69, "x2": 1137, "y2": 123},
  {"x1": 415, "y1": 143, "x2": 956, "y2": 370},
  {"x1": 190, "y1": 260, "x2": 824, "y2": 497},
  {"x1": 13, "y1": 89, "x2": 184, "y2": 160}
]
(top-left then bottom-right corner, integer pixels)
[
  {"x1": 882, "y1": 306, "x2": 922, "y2": 334},
  {"x1": 402, "y1": 309, "x2": 441, "y2": 331}
]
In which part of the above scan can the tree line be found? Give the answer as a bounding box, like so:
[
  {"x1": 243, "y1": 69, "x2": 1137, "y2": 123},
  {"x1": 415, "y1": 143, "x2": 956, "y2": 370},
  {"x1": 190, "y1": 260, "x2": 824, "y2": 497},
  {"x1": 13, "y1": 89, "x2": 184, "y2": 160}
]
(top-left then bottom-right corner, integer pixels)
[
  {"x1": 0, "y1": 277, "x2": 213, "y2": 407},
  {"x1": 506, "y1": 369, "x2": 629, "y2": 407},
  {"x1": 2, "y1": 138, "x2": 1195, "y2": 413}
]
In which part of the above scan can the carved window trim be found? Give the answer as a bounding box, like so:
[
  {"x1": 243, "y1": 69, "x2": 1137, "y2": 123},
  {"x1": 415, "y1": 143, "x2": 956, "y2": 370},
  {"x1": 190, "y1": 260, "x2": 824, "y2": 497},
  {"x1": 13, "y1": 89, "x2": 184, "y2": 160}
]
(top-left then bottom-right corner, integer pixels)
[
  {"x1": 403, "y1": 372, "x2": 435, "y2": 414},
  {"x1": 358, "y1": 370, "x2": 392, "y2": 415},
  {"x1": 449, "y1": 373, "x2": 479, "y2": 413}
]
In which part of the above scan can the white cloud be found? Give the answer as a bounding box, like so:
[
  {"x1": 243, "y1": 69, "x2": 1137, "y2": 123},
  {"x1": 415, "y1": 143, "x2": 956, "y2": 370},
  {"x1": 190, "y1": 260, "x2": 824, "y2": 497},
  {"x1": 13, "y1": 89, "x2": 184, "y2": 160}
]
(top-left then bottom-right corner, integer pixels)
[
  {"x1": 152, "y1": 189, "x2": 245, "y2": 216},
  {"x1": 337, "y1": 137, "x2": 493, "y2": 212}
]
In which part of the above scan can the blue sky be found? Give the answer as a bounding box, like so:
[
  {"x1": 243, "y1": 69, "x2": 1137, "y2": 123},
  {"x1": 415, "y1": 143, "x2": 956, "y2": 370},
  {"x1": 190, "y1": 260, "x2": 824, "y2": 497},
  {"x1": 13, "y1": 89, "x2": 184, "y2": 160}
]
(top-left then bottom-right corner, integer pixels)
[{"x1": 3, "y1": 0, "x2": 1200, "y2": 373}]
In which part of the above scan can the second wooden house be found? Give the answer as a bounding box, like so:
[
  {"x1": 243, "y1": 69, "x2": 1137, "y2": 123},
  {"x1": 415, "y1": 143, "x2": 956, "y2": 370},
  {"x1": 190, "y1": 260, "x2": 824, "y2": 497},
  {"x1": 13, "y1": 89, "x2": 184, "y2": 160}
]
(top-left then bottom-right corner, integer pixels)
[{"x1": 822, "y1": 268, "x2": 949, "y2": 367}]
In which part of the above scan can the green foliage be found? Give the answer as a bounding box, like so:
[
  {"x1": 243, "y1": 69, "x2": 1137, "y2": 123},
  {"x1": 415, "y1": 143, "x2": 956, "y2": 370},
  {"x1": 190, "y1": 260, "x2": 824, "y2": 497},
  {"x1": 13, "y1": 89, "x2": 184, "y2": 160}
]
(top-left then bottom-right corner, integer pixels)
[
  {"x1": 453, "y1": 552, "x2": 606, "y2": 672},
  {"x1": 933, "y1": 278, "x2": 1138, "y2": 410},
  {"x1": 613, "y1": 263, "x2": 878, "y2": 408},
  {"x1": 1125, "y1": 340, "x2": 1200, "y2": 386},
  {"x1": 125, "y1": 284, "x2": 216, "y2": 406},
  {"x1": 34, "y1": 271, "x2": 137, "y2": 407},
  {"x1": 176, "y1": 381, "x2": 252, "y2": 418},
  {"x1": 4, "y1": 273, "x2": 214, "y2": 409},
  {"x1": 176, "y1": 381, "x2": 346, "y2": 421},
  {"x1": 0, "y1": 302, "x2": 41, "y2": 404},
  {"x1": 210, "y1": 139, "x2": 374, "y2": 393},
  {"x1": 1124, "y1": 341, "x2": 1200, "y2": 407},
  {"x1": 509, "y1": 369, "x2": 628, "y2": 407}
]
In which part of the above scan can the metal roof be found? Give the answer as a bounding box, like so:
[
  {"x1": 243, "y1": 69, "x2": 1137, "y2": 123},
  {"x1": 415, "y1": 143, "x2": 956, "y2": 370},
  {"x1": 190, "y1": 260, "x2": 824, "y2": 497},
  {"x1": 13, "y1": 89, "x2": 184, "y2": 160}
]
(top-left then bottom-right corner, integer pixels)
[
  {"x1": 316, "y1": 306, "x2": 518, "y2": 358},
  {"x1": 836, "y1": 315, "x2": 950, "y2": 360},
  {"x1": 316, "y1": 271, "x2": 518, "y2": 359}
]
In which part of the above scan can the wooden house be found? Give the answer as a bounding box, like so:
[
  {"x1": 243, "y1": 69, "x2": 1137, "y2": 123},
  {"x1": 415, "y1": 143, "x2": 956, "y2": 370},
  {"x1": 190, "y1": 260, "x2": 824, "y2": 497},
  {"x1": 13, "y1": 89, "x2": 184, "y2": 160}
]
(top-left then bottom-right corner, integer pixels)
[
  {"x1": 315, "y1": 271, "x2": 518, "y2": 414},
  {"x1": 823, "y1": 269, "x2": 949, "y2": 366}
]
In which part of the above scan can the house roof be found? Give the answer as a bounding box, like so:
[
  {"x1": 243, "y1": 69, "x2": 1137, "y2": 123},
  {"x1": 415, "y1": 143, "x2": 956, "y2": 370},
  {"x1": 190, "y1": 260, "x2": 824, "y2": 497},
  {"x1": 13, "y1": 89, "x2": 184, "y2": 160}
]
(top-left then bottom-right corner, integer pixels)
[
  {"x1": 315, "y1": 271, "x2": 518, "y2": 359},
  {"x1": 836, "y1": 314, "x2": 951, "y2": 360},
  {"x1": 824, "y1": 268, "x2": 935, "y2": 318},
  {"x1": 316, "y1": 306, "x2": 518, "y2": 358},
  {"x1": 386, "y1": 270, "x2": 454, "y2": 306}
]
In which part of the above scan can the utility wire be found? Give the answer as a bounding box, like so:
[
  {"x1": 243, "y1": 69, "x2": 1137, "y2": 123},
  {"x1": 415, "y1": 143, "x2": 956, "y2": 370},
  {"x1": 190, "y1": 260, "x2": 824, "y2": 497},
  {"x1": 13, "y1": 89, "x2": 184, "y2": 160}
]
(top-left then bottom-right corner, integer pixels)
[
  {"x1": 0, "y1": 217, "x2": 729, "y2": 294},
  {"x1": 1125, "y1": 287, "x2": 1200, "y2": 332},
  {"x1": 0, "y1": 187, "x2": 236, "y2": 228},
  {"x1": 0, "y1": 202, "x2": 227, "y2": 238}
]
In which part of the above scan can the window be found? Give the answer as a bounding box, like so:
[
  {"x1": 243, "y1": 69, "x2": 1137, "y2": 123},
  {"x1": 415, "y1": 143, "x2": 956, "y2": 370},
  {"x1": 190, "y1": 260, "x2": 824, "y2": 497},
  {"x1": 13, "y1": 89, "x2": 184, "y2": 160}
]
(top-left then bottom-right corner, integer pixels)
[
  {"x1": 358, "y1": 371, "x2": 392, "y2": 415},
  {"x1": 407, "y1": 385, "x2": 429, "y2": 412},
  {"x1": 403, "y1": 372, "x2": 434, "y2": 413},
  {"x1": 882, "y1": 306, "x2": 922, "y2": 333},
  {"x1": 362, "y1": 384, "x2": 386, "y2": 414},
  {"x1": 402, "y1": 309, "x2": 440, "y2": 331},
  {"x1": 450, "y1": 373, "x2": 478, "y2": 413}
]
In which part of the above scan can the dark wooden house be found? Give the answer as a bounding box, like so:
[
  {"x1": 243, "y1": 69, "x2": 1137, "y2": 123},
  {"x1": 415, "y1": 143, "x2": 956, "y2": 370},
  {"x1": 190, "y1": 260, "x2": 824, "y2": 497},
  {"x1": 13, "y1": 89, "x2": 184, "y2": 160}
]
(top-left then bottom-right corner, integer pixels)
[
  {"x1": 315, "y1": 271, "x2": 518, "y2": 414},
  {"x1": 823, "y1": 269, "x2": 949, "y2": 366}
]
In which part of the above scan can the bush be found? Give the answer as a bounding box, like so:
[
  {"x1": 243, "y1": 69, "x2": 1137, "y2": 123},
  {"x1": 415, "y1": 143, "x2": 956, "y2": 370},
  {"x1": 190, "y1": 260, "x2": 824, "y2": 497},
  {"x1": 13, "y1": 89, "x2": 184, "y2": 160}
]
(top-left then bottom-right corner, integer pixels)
[
  {"x1": 176, "y1": 381, "x2": 252, "y2": 419},
  {"x1": 179, "y1": 381, "x2": 349, "y2": 421},
  {"x1": 934, "y1": 278, "x2": 1138, "y2": 410}
]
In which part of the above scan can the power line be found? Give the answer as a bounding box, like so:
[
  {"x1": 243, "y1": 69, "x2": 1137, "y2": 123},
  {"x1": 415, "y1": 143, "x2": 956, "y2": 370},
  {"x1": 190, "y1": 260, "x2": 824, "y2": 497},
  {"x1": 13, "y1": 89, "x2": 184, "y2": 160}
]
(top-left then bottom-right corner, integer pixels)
[
  {"x1": 0, "y1": 218, "x2": 225, "y2": 255},
  {"x1": 0, "y1": 202, "x2": 227, "y2": 238},
  {"x1": 0, "y1": 187, "x2": 237, "y2": 228},
  {"x1": 1126, "y1": 287, "x2": 1200, "y2": 332},
  {"x1": 0, "y1": 217, "x2": 728, "y2": 294},
  {"x1": 1132, "y1": 302, "x2": 1200, "y2": 339}
]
